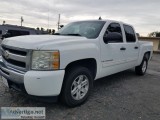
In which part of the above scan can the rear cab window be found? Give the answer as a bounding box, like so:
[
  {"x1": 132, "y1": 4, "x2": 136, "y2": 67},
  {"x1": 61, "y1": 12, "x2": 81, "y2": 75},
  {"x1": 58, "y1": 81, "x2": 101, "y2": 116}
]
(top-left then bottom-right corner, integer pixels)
[{"x1": 123, "y1": 25, "x2": 136, "y2": 42}]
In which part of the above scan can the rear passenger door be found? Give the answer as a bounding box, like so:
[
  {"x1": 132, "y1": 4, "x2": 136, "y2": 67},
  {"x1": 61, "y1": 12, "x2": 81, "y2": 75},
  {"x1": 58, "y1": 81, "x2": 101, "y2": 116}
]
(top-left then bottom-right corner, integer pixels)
[{"x1": 123, "y1": 25, "x2": 139, "y2": 68}]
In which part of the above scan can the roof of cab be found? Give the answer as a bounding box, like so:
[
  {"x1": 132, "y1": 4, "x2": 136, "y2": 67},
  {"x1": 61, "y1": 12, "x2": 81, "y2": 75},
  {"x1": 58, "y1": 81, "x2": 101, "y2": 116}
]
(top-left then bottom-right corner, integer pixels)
[{"x1": 72, "y1": 19, "x2": 130, "y2": 25}]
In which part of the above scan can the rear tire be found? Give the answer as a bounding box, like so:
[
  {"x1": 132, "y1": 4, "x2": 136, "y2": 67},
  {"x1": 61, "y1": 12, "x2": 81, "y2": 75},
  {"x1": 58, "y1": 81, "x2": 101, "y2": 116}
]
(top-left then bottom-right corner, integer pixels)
[
  {"x1": 60, "y1": 66, "x2": 93, "y2": 107},
  {"x1": 135, "y1": 56, "x2": 148, "y2": 75}
]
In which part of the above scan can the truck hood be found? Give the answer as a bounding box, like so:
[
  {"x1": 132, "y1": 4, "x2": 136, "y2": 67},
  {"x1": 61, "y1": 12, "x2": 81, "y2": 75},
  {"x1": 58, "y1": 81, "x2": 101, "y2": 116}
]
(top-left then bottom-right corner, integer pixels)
[{"x1": 1, "y1": 35, "x2": 90, "y2": 50}]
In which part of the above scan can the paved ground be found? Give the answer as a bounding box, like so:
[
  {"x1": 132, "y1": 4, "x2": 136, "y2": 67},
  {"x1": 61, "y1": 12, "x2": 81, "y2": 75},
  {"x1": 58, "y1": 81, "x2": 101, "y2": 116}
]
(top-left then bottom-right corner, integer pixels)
[{"x1": 0, "y1": 54, "x2": 160, "y2": 120}]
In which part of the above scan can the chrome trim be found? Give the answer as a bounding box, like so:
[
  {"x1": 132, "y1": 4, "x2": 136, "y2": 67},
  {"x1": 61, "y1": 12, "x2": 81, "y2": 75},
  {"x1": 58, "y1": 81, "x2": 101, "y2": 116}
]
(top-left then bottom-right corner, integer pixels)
[
  {"x1": 2, "y1": 57, "x2": 27, "y2": 71},
  {"x1": 102, "y1": 59, "x2": 114, "y2": 62},
  {"x1": 1, "y1": 44, "x2": 31, "y2": 72},
  {"x1": 2, "y1": 49, "x2": 26, "y2": 62},
  {"x1": 2, "y1": 44, "x2": 28, "y2": 55},
  {"x1": 26, "y1": 50, "x2": 32, "y2": 70},
  {"x1": 0, "y1": 59, "x2": 25, "y2": 84}
]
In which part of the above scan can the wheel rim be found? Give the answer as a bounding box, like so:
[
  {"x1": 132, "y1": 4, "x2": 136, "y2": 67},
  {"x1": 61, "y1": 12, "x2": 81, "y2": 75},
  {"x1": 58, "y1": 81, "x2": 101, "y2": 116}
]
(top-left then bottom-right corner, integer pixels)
[
  {"x1": 142, "y1": 61, "x2": 147, "y2": 73},
  {"x1": 71, "y1": 75, "x2": 89, "y2": 100}
]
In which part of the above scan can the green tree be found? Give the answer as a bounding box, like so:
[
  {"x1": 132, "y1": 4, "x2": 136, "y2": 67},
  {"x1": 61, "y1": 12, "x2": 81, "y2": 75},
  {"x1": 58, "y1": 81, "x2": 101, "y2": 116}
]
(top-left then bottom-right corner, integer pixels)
[
  {"x1": 52, "y1": 29, "x2": 55, "y2": 34},
  {"x1": 36, "y1": 27, "x2": 40, "y2": 30},
  {"x1": 148, "y1": 31, "x2": 160, "y2": 37},
  {"x1": 47, "y1": 29, "x2": 52, "y2": 34},
  {"x1": 41, "y1": 27, "x2": 44, "y2": 31},
  {"x1": 3, "y1": 20, "x2": 5, "y2": 25}
]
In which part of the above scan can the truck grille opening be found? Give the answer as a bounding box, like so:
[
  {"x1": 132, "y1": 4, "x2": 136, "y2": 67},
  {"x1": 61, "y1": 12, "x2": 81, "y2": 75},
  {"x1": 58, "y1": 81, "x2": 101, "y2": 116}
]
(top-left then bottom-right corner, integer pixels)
[
  {"x1": 3, "y1": 56, "x2": 26, "y2": 68},
  {"x1": 1, "y1": 45, "x2": 28, "y2": 71},
  {"x1": 2, "y1": 46, "x2": 27, "y2": 56}
]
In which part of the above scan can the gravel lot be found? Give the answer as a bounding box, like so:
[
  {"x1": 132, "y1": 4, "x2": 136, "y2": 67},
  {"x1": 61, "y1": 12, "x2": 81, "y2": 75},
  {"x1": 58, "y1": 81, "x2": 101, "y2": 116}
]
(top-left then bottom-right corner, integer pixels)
[{"x1": 0, "y1": 54, "x2": 160, "y2": 120}]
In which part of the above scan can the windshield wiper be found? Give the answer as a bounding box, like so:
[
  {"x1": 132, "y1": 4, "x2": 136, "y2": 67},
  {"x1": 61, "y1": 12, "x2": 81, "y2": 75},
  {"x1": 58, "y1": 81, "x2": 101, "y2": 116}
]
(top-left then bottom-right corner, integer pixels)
[
  {"x1": 54, "y1": 33, "x2": 61, "y2": 35},
  {"x1": 65, "y1": 34, "x2": 82, "y2": 36},
  {"x1": 54, "y1": 33, "x2": 82, "y2": 37}
]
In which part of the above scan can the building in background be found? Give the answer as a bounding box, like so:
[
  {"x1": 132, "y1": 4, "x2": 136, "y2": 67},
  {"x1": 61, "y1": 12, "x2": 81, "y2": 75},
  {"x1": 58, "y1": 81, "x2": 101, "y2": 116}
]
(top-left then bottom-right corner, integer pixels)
[{"x1": 139, "y1": 37, "x2": 160, "y2": 52}]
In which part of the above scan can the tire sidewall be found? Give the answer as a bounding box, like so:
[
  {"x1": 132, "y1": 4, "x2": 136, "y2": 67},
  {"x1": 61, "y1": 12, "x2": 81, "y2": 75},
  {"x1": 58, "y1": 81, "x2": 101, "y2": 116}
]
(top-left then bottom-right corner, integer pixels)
[
  {"x1": 140, "y1": 57, "x2": 148, "y2": 75},
  {"x1": 63, "y1": 67, "x2": 93, "y2": 106}
]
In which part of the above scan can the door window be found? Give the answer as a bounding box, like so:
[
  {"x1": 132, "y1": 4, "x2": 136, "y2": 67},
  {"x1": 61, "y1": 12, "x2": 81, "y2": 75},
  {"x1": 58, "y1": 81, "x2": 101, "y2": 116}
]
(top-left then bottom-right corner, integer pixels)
[
  {"x1": 104, "y1": 23, "x2": 123, "y2": 43},
  {"x1": 123, "y1": 25, "x2": 136, "y2": 42}
]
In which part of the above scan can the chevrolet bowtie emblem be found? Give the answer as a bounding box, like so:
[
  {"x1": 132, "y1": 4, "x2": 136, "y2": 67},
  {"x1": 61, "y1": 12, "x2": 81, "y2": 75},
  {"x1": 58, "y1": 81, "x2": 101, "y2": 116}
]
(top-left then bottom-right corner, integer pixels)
[{"x1": 4, "y1": 50, "x2": 10, "y2": 59}]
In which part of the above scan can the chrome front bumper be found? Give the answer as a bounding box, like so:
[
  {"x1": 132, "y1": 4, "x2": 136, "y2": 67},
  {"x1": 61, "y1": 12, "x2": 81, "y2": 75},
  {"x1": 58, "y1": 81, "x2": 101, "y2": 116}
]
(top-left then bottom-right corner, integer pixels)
[{"x1": 0, "y1": 56, "x2": 25, "y2": 84}]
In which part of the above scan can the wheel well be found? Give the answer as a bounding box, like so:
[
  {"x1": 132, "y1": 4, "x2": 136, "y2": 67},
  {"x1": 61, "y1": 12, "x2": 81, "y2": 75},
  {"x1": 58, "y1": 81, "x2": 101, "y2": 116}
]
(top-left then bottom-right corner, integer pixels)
[
  {"x1": 65, "y1": 58, "x2": 97, "y2": 79},
  {"x1": 144, "y1": 51, "x2": 151, "y2": 60}
]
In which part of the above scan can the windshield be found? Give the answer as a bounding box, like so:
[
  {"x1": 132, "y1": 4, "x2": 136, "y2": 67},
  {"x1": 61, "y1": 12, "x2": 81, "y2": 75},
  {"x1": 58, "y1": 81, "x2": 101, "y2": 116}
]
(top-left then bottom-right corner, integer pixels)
[{"x1": 56, "y1": 21, "x2": 106, "y2": 39}]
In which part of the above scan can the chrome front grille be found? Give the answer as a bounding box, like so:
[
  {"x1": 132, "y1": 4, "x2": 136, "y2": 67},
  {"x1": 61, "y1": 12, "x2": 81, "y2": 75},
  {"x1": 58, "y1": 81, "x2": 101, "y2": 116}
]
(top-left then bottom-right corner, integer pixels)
[{"x1": 1, "y1": 45, "x2": 30, "y2": 72}]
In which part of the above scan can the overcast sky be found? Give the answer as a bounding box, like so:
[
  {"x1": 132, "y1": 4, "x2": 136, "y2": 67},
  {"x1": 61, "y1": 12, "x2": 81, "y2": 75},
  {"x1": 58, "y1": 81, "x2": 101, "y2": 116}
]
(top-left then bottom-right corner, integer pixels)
[{"x1": 0, "y1": 0, "x2": 160, "y2": 36}]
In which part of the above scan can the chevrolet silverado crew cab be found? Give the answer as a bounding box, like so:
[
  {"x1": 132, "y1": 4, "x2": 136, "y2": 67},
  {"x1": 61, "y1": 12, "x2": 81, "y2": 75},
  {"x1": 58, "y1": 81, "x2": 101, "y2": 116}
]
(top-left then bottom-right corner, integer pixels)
[{"x1": 0, "y1": 20, "x2": 153, "y2": 107}]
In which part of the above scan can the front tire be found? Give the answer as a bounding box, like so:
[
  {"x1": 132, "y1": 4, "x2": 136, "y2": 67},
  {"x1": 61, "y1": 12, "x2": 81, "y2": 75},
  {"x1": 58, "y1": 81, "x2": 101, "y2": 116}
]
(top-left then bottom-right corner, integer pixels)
[
  {"x1": 60, "y1": 66, "x2": 93, "y2": 107},
  {"x1": 135, "y1": 57, "x2": 148, "y2": 75}
]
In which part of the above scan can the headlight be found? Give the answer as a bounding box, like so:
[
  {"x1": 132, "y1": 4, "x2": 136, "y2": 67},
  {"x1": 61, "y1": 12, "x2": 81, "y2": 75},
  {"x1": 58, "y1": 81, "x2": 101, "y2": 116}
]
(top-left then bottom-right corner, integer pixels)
[{"x1": 31, "y1": 51, "x2": 60, "y2": 70}]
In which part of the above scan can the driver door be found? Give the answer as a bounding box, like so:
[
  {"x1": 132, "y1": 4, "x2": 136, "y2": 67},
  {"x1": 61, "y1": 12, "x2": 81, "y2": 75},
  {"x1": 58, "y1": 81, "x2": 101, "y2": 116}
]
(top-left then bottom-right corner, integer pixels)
[{"x1": 100, "y1": 22, "x2": 126, "y2": 77}]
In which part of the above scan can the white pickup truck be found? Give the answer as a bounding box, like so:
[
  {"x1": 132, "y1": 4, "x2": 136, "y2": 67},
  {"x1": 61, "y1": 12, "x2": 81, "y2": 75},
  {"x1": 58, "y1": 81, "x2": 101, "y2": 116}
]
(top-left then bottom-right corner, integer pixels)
[{"x1": 0, "y1": 20, "x2": 153, "y2": 107}]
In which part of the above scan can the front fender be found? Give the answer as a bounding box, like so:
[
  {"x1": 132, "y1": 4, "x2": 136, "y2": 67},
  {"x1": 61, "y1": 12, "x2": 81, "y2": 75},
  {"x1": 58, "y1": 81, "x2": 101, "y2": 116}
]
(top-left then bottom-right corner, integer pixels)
[{"x1": 60, "y1": 42, "x2": 100, "y2": 70}]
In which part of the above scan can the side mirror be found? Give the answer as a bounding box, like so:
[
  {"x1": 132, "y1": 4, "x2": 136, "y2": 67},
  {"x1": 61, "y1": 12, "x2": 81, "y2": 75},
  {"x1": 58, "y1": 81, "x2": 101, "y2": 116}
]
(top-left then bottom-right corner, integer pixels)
[
  {"x1": 103, "y1": 32, "x2": 122, "y2": 44},
  {"x1": 60, "y1": 25, "x2": 64, "y2": 29}
]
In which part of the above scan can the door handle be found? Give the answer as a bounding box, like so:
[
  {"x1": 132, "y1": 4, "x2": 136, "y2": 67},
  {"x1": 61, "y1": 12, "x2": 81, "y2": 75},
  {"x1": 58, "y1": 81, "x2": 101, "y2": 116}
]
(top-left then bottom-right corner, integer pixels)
[
  {"x1": 120, "y1": 47, "x2": 126, "y2": 50},
  {"x1": 134, "y1": 46, "x2": 138, "y2": 49}
]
